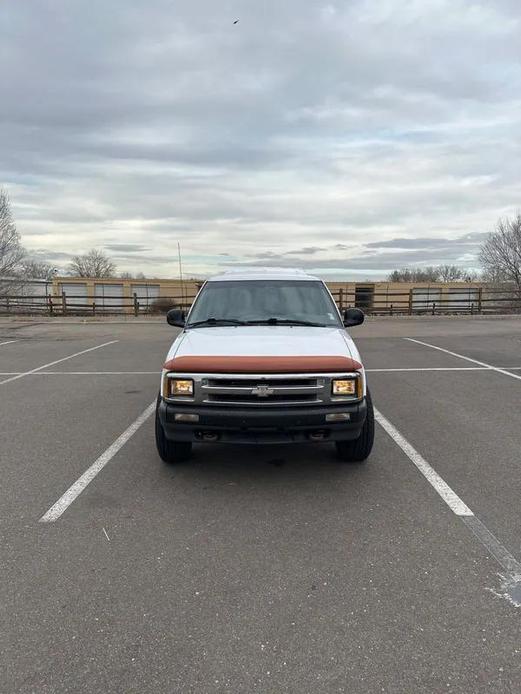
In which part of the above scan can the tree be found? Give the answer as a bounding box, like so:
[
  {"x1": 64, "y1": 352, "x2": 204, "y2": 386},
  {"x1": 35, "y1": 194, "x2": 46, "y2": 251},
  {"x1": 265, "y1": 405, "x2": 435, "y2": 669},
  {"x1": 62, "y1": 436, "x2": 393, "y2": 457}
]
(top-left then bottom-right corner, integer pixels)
[
  {"x1": 461, "y1": 269, "x2": 479, "y2": 282},
  {"x1": 387, "y1": 266, "x2": 441, "y2": 282},
  {"x1": 387, "y1": 264, "x2": 478, "y2": 283},
  {"x1": 0, "y1": 189, "x2": 25, "y2": 279},
  {"x1": 438, "y1": 265, "x2": 464, "y2": 282},
  {"x1": 479, "y1": 214, "x2": 521, "y2": 293},
  {"x1": 68, "y1": 249, "x2": 116, "y2": 278},
  {"x1": 21, "y1": 259, "x2": 57, "y2": 281},
  {"x1": 120, "y1": 271, "x2": 147, "y2": 280}
]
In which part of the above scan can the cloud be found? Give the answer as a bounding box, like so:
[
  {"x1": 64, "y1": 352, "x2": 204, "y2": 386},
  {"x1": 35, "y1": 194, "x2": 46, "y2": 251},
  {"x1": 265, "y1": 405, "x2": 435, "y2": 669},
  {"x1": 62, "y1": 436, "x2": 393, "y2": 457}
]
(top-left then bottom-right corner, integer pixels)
[
  {"x1": 105, "y1": 243, "x2": 152, "y2": 253},
  {"x1": 228, "y1": 229, "x2": 490, "y2": 276},
  {"x1": 285, "y1": 246, "x2": 326, "y2": 255},
  {"x1": 365, "y1": 231, "x2": 490, "y2": 249},
  {"x1": 1, "y1": 0, "x2": 520, "y2": 278}
]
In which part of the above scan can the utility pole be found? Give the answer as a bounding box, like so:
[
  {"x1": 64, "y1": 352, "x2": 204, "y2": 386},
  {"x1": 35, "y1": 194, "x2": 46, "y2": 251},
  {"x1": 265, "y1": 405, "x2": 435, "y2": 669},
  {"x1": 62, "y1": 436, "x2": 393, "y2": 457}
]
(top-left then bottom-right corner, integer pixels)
[{"x1": 177, "y1": 241, "x2": 185, "y2": 309}]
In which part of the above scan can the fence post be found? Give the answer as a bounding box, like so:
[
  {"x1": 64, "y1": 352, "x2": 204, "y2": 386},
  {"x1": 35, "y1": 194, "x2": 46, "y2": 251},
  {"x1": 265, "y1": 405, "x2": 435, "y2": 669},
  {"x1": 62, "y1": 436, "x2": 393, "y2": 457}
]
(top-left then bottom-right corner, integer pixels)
[
  {"x1": 478, "y1": 287, "x2": 483, "y2": 314},
  {"x1": 432, "y1": 302, "x2": 436, "y2": 316},
  {"x1": 390, "y1": 303, "x2": 393, "y2": 316},
  {"x1": 470, "y1": 302, "x2": 474, "y2": 315},
  {"x1": 408, "y1": 289, "x2": 413, "y2": 315},
  {"x1": 62, "y1": 291, "x2": 67, "y2": 316},
  {"x1": 339, "y1": 287, "x2": 344, "y2": 311},
  {"x1": 92, "y1": 301, "x2": 96, "y2": 316},
  {"x1": 133, "y1": 292, "x2": 139, "y2": 317}
]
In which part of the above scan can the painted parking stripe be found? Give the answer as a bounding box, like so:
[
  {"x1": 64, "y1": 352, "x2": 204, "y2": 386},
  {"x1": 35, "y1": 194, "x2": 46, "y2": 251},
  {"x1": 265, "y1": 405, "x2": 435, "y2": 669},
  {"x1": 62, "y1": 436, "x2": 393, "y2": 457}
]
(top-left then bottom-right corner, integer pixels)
[
  {"x1": 375, "y1": 407, "x2": 521, "y2": 605},
  {"x1": 405, "y1": 338, "x2": 521, "y2": 382},
  {"x1": 2, "y1": 367, "x2": 521, "y2": 376},
  {"x1": 31, "y1": 371, "x2": 159, "y2": 375},
  {"x1": 374, "y1": 408, "x2": 473, "y2": 516},
  {"x1": 367, "y1": 366, "x2": 489, "y2": 372},
  {"x1": 0, "y1": 341, "x2": 119, "y2": 385},
  {"x1": 0, "y1": 340, "x2": 18, "y2": 347},
  {"x1": 40, "y1": 401, "x2": 156, "y2": 522},
  {"x1": 0, "y1": 371, "x2": 159, "y2": 376}
]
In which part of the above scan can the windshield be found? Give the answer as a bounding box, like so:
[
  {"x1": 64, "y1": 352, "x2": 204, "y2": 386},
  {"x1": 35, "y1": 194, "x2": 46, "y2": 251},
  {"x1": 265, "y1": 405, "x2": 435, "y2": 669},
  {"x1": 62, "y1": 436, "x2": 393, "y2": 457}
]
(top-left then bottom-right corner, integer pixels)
[{"x1": 186, "y1": 280, "x2": 342, "y2": 327}]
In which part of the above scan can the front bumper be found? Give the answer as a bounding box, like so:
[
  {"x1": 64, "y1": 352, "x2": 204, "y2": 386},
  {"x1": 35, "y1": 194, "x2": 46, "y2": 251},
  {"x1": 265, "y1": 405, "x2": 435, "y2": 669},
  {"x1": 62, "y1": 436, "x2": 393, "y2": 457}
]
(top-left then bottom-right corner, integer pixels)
[{"x1": 158, "y1": 399, "x2": 367, "y2": 444}]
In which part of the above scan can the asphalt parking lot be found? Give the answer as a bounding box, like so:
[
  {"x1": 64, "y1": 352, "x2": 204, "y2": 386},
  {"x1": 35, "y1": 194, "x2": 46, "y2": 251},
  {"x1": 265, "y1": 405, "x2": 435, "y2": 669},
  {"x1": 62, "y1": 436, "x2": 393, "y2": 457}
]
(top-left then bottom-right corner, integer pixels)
[{"x1": 1, "y1": 315, "x2": 520, "y2": 693}]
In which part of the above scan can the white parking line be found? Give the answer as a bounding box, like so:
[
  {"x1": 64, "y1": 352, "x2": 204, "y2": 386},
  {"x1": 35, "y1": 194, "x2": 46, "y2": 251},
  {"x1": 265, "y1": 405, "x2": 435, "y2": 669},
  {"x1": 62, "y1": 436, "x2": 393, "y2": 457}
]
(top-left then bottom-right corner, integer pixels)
[
  {"x1": 28, "y1": 371, "x2": 159, "y2": 375},
  {"x1": 0, "y1": 340, "x2": 18, "y2": 347},
  {"x1": 374, "y1": 407, "x2": 521, "y2": 603},
  {"x1": 367, "y1": 366, "x2": 489, "y2": 372},
  {"x1": 0, "y1": 341, "x2": 119, "y2": 385},
  {"x1": 40, "y1": 400, "x2": 156, "y2": 522},
  {"x1": 405, "y1": 338, "x2": 521, "y2": 382},
  {"x1": 2, "y1": 367, "x2": 521, "y2": 376},
  {"x1": 3, "y1": 367, "x2": 521, "y2": 376},
  {"x1": 0, "y1": 373, "x2": 158, "y2": 377},
  {"x1": 374, "y1": 408, "x2": 473, "y2": 516}
]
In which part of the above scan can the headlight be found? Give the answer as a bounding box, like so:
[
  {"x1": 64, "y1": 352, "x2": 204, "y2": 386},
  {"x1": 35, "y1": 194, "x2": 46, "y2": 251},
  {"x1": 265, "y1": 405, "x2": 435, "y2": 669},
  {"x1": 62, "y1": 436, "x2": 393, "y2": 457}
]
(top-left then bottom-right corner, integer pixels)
[
  {"x1": 332, "y1": 376, "x2": 362, "y2": 398},
  {"x1": 164, "y1": 377, "x2": 194, "y2": 398}
]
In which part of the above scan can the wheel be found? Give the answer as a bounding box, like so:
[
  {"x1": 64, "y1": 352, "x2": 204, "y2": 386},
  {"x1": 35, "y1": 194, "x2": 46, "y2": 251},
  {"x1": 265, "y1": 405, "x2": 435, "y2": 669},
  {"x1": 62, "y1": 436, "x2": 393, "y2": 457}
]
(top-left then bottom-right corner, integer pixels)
[
  {"x1": 155, "y1": 396, "x2": 192, "y2": 463},
  {"x1": 335, "y1": 389, "x2": 375, "y2": 463}
]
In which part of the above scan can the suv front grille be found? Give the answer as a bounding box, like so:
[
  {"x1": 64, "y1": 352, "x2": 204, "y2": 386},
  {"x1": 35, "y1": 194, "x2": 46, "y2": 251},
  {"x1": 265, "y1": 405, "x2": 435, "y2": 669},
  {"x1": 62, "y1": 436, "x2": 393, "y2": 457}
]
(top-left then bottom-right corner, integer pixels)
[
  {"x1": 201, "y1": 376, "x2": 325, "y2": 407},
  {"x1": 207, "y1": 377, "x2": 318, "y2": 388},
  {"x1": 206, "y1": 392, "x2": 319, "y2": 405}
]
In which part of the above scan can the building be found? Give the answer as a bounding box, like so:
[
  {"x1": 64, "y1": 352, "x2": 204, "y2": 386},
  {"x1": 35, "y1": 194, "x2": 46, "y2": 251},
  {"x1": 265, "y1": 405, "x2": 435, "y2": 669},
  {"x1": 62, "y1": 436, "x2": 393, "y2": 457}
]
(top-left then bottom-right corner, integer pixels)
[
  {"x1": 0, "y1": 275, "x2": 503, "y2": 315},
  {"x1": 50, "y1": 276, "x2": 487, "y2": 315}
]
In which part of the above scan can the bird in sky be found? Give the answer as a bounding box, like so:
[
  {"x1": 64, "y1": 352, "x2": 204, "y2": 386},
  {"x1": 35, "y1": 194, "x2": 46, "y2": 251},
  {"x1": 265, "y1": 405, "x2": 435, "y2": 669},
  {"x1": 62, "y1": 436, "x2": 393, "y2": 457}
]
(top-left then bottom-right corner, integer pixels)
[{"x1": 233, "y1": 19, "x2": 239, "y2": 24}]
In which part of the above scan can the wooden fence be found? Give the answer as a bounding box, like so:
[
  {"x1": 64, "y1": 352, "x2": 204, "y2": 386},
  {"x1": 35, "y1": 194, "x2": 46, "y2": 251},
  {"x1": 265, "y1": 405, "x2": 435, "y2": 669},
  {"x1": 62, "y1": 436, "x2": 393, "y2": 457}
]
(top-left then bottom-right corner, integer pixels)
[
  {"x1": 0, "y1": 287, "x2": 520, "y2": 317},
  {"x1": 330, "y1": 287, "x2": 521, "y2": 316}
]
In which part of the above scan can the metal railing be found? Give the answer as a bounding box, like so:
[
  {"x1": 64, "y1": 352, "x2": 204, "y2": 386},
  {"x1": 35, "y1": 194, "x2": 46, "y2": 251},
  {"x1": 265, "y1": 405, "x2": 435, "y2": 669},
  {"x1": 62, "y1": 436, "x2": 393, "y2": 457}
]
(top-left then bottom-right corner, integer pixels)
[{"x1": 0, "y1": 287, "x2": 520, "y2": 317}]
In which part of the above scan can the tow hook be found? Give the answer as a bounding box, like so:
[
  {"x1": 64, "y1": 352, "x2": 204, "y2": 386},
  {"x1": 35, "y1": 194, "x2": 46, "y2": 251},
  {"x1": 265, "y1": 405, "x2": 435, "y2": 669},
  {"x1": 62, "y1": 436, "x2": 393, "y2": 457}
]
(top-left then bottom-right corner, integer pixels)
[
  {"x1": 196, "y1": 431, "x2": 220, "y2": 442},
  {"x1": 308, "y1": 430, "x2": 327, "y2": 441}
]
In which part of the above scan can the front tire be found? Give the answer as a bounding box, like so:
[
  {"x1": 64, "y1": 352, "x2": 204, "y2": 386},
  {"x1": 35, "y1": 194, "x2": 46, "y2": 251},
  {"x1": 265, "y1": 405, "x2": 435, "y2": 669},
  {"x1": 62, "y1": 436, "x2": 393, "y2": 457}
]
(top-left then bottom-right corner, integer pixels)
[
  {"x1": 335, "y1": 389, "x2": 374, "y2": 463},
  {"x1": 155, "y1": 396, "x2": 192, "y2": 463}
]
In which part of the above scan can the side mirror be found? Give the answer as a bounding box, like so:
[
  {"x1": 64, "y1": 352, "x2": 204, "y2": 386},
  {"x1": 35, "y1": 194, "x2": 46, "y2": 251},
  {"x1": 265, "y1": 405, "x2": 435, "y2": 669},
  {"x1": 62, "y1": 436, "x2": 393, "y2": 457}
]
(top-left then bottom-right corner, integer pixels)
[
  {"x1": 343, "y1": 307, "x2": 364, "y2": 327},
  {"x1": 166, "y1": 308, "x2": 185, "y2": 327}
]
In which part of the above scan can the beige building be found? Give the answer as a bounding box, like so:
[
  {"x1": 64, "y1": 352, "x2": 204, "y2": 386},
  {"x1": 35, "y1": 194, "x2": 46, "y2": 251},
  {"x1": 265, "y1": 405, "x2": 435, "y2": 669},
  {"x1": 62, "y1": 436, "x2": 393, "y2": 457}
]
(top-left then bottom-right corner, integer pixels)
[
  {"x1": 52, "y1": 276, "x2": 201, "y2": 312},
  {"x1": 49, "y1": 276, "x2": 487, "y2": 315},
  {"x1": 326, "y1": 281, "x2": 485, "y2": 313}
]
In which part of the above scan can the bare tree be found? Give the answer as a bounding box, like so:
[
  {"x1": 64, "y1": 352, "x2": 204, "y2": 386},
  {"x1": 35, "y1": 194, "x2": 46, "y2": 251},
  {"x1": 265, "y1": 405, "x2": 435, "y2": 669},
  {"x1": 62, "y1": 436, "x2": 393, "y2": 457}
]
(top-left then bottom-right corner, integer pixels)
[
  {"x1": 387, "y1": 266, "x2": 441, "y2": 282},
  {"x1": 119, "y1": 271, "x2": 147, "y2": 280},
  {"x1": 21, "y1": 259, "x2": 57, "y2": 281},
  {"x1": 68, "y1": 249, "x2": 116, "y2": 278},
  {"x1": 479, "y1": 214, "x2": 521, "y2": 293},
  {"x1": 438, "y1": 265, "x2": 464, "y2": 282},
  {"x1": 388, "y1": 264, "x2": 478, "y2": 283},
  {"x1": 0, "y1": 189, "x2": 25, "y2": 281}
]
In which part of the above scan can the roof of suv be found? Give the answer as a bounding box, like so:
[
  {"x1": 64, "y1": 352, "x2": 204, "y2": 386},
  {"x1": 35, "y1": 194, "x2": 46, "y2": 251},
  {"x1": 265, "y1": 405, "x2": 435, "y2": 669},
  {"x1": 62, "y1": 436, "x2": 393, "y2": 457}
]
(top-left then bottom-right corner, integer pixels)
[{"x1": 208, "y1": 267, "x2": 321, "y2": 282}]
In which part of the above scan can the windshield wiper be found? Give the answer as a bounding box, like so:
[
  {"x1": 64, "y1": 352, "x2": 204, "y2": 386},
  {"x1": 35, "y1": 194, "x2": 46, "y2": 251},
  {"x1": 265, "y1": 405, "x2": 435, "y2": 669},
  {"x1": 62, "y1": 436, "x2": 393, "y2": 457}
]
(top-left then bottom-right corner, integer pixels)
[
  {"x1": 186, "y1": 317, "x2": 247, "y2": 328},
  {"x1": 245, "y1": 318, "x2": 327, "y2": 327}
]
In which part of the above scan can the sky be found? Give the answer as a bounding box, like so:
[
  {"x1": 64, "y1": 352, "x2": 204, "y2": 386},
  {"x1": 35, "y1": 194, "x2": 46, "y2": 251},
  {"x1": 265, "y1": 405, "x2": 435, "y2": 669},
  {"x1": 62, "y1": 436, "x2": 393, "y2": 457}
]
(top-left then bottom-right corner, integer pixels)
[{"x1": 1, "y1": 0, "x2": 520, "y2": 279}]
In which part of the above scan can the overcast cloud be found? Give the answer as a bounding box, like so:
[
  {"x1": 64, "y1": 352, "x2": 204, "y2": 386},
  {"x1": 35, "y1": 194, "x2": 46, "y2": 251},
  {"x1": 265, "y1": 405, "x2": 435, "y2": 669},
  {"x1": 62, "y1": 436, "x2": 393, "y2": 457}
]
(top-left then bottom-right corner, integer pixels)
[{"x1": 2, "y1": 0, "x2": 520, "y2": 279}]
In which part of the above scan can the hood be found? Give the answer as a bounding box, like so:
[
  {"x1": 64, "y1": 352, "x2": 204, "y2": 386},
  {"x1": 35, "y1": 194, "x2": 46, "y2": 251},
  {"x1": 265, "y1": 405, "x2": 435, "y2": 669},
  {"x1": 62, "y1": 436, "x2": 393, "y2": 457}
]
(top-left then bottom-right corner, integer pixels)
[{"x1": 165, "y1": 326, "x2": 362, "y2": 373}]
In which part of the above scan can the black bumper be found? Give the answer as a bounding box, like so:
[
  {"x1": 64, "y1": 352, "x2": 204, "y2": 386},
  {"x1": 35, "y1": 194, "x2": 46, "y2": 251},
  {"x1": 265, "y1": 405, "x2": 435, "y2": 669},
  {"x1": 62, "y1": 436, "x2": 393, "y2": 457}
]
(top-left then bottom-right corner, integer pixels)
[{"x1": 158, "y1": 399, "x2": 367, "y2": 444}]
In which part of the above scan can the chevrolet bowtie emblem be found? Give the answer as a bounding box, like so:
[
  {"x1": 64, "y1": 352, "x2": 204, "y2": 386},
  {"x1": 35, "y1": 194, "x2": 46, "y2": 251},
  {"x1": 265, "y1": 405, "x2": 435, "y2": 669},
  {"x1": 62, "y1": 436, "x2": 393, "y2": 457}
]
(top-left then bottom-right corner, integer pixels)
[{"x1": 251, "y1": 385, "x2": 274, "y2": 397}]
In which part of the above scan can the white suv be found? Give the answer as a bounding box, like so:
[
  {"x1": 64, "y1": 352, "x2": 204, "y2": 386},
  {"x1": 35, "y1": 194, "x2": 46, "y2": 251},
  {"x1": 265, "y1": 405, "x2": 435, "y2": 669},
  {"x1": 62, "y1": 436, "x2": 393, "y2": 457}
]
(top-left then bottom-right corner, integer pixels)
[{"x1": 156, "y1": 269, "x2": 374, "y2": 463}]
